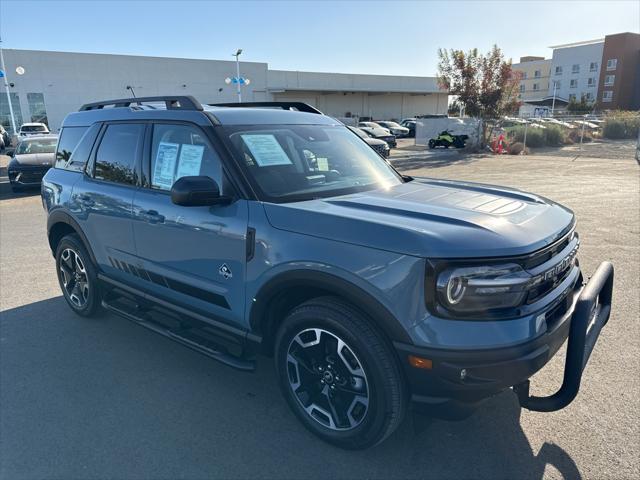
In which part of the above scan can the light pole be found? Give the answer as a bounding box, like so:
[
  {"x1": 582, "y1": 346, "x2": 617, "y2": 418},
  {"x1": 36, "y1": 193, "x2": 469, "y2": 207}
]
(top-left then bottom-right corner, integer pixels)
[
  {"x1": 0, "y1": 37, "x2": 17, "y2": 134},
  {"x1": 233, "y1": 48, "x2": 242, "y2": 103}
]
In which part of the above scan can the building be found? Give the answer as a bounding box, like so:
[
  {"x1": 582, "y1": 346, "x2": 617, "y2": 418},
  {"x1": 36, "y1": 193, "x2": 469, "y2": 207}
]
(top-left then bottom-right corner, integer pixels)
[
  {"x1": 0, "y1": 49, "x2": 448, "y2": 133},
  {"x1": 596, "y1": 32, "x2": 640, "y2": 110},
  {"x1": 512, "y1": 56, "x2": 552, "y2": 116},
  {"x1": 548, "y1": 38, "x2": 604, "y2": 106}
]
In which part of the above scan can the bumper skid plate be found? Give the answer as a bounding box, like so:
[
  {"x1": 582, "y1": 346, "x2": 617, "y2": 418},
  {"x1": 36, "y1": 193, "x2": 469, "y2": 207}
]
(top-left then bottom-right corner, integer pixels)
[{"x1": 514, "y1": 261, "x2": 614, "y2": 412}]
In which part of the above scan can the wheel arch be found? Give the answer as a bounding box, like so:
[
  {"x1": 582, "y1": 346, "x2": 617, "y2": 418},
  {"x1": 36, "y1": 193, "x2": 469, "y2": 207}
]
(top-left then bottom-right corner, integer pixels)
[
  {"x1": 47, "y1": 210, "x2": 97, "y2": 266},
  {"x1": 249, "y1": 269, "x2": 412, "y2": 355}
]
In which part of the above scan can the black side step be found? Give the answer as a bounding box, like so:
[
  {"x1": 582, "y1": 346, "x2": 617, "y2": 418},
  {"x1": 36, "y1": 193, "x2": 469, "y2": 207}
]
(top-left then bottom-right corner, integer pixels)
[{"x1": 101, "y1": 297, "x2": 256, "y2": 372}]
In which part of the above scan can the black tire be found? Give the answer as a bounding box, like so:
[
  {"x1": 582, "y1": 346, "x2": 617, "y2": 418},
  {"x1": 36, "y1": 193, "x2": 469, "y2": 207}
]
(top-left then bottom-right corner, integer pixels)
[
  {"x1": 55, "y1": 233, "x2": 102, "y2": 317},
  {"x1": 428, "y1": 139, "x2": 435, "y2": 149},
  {"x1": 275, "y1": 296, "x2": 406, "y2": 449}
]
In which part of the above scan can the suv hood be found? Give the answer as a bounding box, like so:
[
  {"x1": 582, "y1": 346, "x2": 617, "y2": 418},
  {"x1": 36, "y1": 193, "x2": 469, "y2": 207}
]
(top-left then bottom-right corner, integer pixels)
[{"x1": 263, "y1": 178, "x2": 575, "y2": 258}]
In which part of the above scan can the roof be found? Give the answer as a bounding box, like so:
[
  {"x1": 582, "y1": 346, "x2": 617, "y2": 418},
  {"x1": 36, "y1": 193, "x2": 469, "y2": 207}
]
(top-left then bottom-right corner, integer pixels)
[
  {"x1": 20, "y1": 122, "x2": 48, "y2": 127},
  {"x1": 549, "y1": 38, "x2": 604, "y2": 49}
]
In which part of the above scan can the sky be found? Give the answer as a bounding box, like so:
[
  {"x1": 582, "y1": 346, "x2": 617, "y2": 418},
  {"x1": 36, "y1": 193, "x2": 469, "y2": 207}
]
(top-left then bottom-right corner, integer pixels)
[{"x1": 1, "y1": 0, "x2": 639, "y2": 77}]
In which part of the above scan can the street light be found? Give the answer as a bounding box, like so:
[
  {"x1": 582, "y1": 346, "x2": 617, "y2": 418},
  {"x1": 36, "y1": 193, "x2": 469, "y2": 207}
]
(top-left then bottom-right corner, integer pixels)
[{"x1": 233, "y1": 48, "x2": 243, "y2": 103}]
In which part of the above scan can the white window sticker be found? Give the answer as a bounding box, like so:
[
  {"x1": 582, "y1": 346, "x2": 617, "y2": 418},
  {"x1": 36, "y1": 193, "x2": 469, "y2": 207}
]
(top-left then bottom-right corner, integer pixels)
[
  {"x1": 176, "y1": 144, "x2": 204, "y2": 178},
  {"x1": 241, "y1": 134, "x2": 292, "y2": 167},
  {"x1": 153, "y1": 142, "x2": 179, "y2": 189},
  {"x1": 316, "y1": 157, "x2": 329, "y2": 171}
]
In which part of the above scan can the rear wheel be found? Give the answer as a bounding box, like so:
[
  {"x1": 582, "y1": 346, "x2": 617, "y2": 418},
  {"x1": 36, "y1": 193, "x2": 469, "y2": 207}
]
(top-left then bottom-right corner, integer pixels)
[
  {"x1": 275, "y1": 297, "x2": 406, "y2": 449},
  {"x1": 55, "y1": 234, "x2": 101, "y2": 317}
]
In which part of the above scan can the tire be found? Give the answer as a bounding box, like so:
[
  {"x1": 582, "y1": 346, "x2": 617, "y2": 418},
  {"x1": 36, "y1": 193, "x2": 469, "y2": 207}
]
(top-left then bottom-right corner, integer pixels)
[
  {"x1": 428, "y1": 139, "x2": 435, "y2": 149},
  {"x1": 275, "y1": 296, "x2": 406, "y2": 449},
  {"x1": 55, "y1": 233, "x2": 102, "y2": 317}
]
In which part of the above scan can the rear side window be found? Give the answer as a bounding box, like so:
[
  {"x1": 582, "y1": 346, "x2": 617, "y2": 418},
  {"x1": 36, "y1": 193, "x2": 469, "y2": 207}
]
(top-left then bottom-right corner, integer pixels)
[
  {"x1": 94, "y1": 123, "x2": 144, "y2": 185},
  {"x1": 55, "y1": 126, "x2": 88, "y2": 169},
  {"x1": 149, "y1": 123, "x2": 222, "y2": 191}
]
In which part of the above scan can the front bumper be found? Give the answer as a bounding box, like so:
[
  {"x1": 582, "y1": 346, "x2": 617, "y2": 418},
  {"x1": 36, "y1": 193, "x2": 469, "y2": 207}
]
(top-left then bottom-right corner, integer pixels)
[
  {"x1": 394, "y1": 262, "x2": 614, "y2": 411},
  {"x1": 8, "y1": 166, "x2": 50, "y2": 187}
]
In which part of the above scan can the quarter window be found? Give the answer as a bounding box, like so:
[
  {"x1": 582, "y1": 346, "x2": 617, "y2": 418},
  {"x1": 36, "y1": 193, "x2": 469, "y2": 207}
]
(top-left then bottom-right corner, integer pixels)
[
  {"x1": 150, "y1": 124, "x2": 222, "y2": 191},
  {"x1": 55, "y1": 126, "x2": 88, "y2": 169},
  {"x1": 94, "y1": 123, "x2": 144, "y2": 185}
]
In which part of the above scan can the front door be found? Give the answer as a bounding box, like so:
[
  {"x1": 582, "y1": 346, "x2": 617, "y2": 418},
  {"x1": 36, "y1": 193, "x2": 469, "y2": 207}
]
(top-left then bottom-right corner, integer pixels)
[{"x1": 131, "y1": 122, "x2": 248, "y2": 329}]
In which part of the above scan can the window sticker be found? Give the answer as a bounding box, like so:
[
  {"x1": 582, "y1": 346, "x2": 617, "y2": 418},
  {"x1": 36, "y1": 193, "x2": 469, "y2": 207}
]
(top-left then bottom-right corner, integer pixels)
[
  {"x1": 153, "y1": 142, "x2": 179, "y2": 189},
  {"x1": 240, "y1": 134, "x2": 292, "y2": 167},
  {"x1": 316, "y1": 157, "x2": 329, "y2": 171},
  {"x1": 176, "y1": 144, "x2": 204, "y2": 178}
]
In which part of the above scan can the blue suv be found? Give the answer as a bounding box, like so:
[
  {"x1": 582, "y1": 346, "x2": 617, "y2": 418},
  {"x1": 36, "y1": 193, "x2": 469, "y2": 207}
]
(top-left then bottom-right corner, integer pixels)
[{"x1": 42, "y1": 96, "x2": 614, "y2": 449}]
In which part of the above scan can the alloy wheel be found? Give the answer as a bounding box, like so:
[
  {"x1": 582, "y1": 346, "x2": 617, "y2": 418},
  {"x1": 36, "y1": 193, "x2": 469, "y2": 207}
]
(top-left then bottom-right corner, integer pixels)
[
  {"x1": 59, "y1": 248, "x2": 90, "y2": 308},
  {"x1": 286, "y1": 328, "x2": 370, "y2": 431}
]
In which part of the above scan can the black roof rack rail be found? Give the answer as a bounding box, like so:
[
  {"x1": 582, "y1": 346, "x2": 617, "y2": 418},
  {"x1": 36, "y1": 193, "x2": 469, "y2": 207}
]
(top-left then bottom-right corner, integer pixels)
[
  {"x1": 209, "y1": 102, "x2": 323, "y2": 115},
  {"x1": 79, "y1": 96, "x2": 203, "y2": 112}
]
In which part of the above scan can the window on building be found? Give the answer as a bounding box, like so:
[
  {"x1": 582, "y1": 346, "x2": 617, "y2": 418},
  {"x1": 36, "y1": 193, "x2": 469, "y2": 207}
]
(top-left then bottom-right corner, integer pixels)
[
  {"x1": 0, "y1": 93, "x2": 23, "y2": 134},
  {"x1": 94, "y1": 123, "x2": 144, "y2": 185},
  {"x1": 590, "y1": 62, "x2": 598, "y2": 72},
  {"x1": 553, "y1": 80, "x2": 561, "y2": 90},
  {"x1": 604, "y1": 75, "x2": 615, "y2": 86},
  {"x1": 534, "y1": 70, "x2": 541, "y2": 78},
  {"x1": 602, "y1": 91, "x2": 613, "y2": 102},
  {"x1": 572, "y1": 64, "x2": 580, "y2": 74},
  {"x1": 606, "y1": 59, "x2": 617, "y2": 70},
  {"x1": 533, "y1": 83, "x2": 539, "y2": 91},
  {"x1": 570, "y1": 79, "x2": 578, "y2": 88},
  {"x1": 587, "y1": 77, "x2": 596, "y2": 87},
  {"x1": 555, "y1": 66, "x2": 563, "y2": 75},
  {"x1": 584, "y1": 92, "x2": 593, "y2": 102},
  {"x1": 522, "y1": 72, "x2": 528, "y2": 79},
  {"x1": 150, "y1": 123, "x2": 223, "y2": 191},
  {"x1": 519, "y1": 84, "x2": 525, "y2": 93},
  {"x1": 27, "y1": 93, "x2": 48, "y2": 126}
]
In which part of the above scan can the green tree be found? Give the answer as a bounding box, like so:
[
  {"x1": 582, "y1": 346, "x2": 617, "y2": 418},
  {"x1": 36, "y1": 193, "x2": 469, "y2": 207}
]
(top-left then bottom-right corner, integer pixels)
[{"x1": 567, "y1": 96, "x2": 595, "y2": 114}]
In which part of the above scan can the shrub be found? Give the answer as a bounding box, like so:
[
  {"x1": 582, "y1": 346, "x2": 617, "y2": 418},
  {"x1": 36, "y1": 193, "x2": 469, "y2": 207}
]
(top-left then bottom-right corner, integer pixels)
[
  {"x1": 544, "y1": 125, "x2": 565, "y2": 146},
  {"x1": 603, "y1": 112, "x2": 640, "y2": 139},
  {"x1": 568, "y1": 129, "x2": 593, "y2": 143},
  {"x1": 508, "y1": 126, "x2": 546, "y2": 148}
]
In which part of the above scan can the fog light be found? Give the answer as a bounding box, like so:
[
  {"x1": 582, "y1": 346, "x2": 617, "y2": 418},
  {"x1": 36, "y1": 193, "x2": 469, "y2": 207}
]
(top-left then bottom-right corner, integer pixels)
[{"x1": 408, "y1": 355, "x2": 433, "y2": 370}]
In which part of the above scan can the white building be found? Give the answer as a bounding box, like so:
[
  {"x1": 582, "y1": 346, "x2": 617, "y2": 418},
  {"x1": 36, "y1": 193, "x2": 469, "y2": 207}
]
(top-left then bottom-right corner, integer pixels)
[
  {"x1": 0, "y1": 49, "x2": 447, "y2": 132},
  {"x1": 548, "y1": 39, "x2": 604, "y2": 105}
]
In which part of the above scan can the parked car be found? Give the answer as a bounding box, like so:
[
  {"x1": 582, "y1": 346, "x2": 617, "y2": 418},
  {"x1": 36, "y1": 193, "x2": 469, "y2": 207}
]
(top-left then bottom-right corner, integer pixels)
[
  {"x1": 357, "y1": 122, "x2": 397, "y2": 147},
  {"x1": 348, "y1": 126, "x2": 390, "y2": 157},
  {"x1": 401, "y1": 120, "x2": 416, "y2": 138},
  {"x1": 7, "y1": 135, "x2": 58, "y2": 192},
  {"x1": 18, "y1": 122, "x2": 50, "y2": 136},
  {"x1": 376, "y1": 121, "x2": 409, "y2": 137},
  {"x1": 43, "y1": 96, "x2": 614, "y2": 450},
  {"x1": 0, "y1": 124, "x2": 10, "y2": 151}
]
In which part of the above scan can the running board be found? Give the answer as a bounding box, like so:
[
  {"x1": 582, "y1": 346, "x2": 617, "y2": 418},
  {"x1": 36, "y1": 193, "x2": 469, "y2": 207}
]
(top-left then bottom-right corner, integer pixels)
[{"x1": 101, "y1": 296, "x2": 256, "y2": 372}]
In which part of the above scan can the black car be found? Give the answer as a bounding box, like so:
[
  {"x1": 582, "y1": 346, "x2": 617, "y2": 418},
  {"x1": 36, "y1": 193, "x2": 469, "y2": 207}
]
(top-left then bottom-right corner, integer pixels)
[
  {"x1": 348, "y1": 126, "x2": 390, "y2": 157},
  {"x1": 401, "y1": 120, "x2": 416, "y2": 138},
  {"x1": 357, "y1": 122, "x2": 397, "y2": 147},
  {"x1": 7, "y1": 135, "x2": 58, "y2": 192}
]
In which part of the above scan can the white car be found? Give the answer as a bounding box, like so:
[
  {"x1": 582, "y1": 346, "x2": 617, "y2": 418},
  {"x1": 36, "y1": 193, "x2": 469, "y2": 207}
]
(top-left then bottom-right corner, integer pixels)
[
  {"x1": 18, "y1": 122, "x2": 50, "y2": 137},
  {"x1": 376, "y1": 121, "x2": 410, "y2": 137}
]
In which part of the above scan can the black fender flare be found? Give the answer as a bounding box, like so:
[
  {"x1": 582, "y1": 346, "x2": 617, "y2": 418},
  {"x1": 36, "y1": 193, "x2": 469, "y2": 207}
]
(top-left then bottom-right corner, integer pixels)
[
  {"x1": 249, "y1": 269, "x2": 413, "y2": 344},
  {"x1": 47, "y1": 209, "x2": 98, "y2": 266}
]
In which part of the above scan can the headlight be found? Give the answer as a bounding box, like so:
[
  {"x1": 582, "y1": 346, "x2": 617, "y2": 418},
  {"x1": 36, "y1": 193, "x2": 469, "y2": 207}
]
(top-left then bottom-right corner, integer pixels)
[{"x1": 435, "y1": 263, "x2": 532, "y2": 313}]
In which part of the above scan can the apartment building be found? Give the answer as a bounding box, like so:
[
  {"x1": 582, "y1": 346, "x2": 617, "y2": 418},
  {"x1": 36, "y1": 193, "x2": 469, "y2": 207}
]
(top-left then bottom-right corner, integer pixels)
[
  {"x1": 512, "y1": 56, "x2": 552, "y2": 115},
  {"x1": 548, "y1": 39, "x2": 604, "y2": 106},
  {"x1": 597, "y1": 32, "x2": 640, "y2": 110}
]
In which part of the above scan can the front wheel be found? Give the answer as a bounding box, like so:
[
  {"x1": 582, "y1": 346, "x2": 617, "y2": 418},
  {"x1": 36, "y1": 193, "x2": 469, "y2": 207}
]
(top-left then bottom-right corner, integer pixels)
[
  {"x1": 55, "y1": 233, "x2": 102, "y2": 317},
  {"x1": 428, "y1": 139, "x2": 435, "y2": 149},
  {"x1": 275, "y1": 297, "x2": 406, "y2": 449}
]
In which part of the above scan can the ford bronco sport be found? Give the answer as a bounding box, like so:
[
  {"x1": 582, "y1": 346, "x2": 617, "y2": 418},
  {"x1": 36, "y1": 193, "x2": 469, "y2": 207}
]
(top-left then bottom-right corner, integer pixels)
[{"x1": 42, "y1": 96, "x2": 614, "y2": 449}]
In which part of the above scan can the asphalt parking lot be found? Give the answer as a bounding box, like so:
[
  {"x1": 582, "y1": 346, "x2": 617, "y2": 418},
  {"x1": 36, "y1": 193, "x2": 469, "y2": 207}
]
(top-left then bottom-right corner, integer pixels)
[{"x1": 1, "y1": 151, "x2": 638, "y2": 479}]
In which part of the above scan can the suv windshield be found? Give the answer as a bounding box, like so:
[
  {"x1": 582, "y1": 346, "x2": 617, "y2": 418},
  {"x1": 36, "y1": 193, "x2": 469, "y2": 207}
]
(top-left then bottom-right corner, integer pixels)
[
  {"x1": 16, "y1": 138, "x2": 57, "y2": 154},
  {"x1": 223, "y1": 124, "x2": 402, "y2": 203},
  {"x1": 381, "y1": 121, "x2": 401, "y2": 128}
]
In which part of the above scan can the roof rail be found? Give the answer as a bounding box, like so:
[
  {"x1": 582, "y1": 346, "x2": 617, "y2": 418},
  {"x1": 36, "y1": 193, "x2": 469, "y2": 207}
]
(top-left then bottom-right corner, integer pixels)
[
  {"x1": 79, "y1": 96, "x2": 203, "y2": 112},
  {"x1": 209, "y1": 102, "x2": 323, "y2": 115}
]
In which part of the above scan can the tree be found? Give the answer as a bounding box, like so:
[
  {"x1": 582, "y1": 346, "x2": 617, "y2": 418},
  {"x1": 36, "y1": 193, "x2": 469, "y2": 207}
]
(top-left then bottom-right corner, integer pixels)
[
  {"x1": 567, "y1": 96, "x2": 595, "y2": 114},
  {"x1": 437, "y1": 45, "x2": 522, "y2": 121}
]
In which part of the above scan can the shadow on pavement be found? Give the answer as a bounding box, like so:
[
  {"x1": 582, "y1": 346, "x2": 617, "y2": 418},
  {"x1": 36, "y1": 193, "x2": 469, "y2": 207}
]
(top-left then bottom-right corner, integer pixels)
[
  {"x1": 391, "y1": 152, "x2": 484, "y2": 172},
  {"x1": 0, "y1": 296, "x2": 582, "y2": 479}
]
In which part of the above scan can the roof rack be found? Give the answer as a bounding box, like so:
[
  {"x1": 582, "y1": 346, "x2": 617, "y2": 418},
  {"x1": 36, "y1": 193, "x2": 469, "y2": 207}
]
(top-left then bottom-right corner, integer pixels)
[
  {"x1": 79, "y1": 96, "x2": 203, "y2": 112},
  {"x1": 209, "y1": 102, "x2": 323, "y2": 115}
]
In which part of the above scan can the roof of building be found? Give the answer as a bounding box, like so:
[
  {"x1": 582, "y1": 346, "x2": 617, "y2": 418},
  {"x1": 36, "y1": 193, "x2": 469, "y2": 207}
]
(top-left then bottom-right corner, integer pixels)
[{"x1": 549, "y1": 38, "x2": 604, "y2": 49}]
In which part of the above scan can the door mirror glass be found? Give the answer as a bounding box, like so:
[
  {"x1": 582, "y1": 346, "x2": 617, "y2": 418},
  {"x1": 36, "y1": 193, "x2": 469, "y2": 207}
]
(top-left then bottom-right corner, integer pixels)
[{"x1": 170, "y1": 176, "x2": 225, "y2": 206}]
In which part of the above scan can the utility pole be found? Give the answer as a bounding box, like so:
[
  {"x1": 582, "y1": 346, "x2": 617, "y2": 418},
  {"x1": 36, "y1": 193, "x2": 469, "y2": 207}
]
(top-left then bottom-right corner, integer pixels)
[
  {"x1": 233, "y1": 49, "x2": 242, "y2": 103},
  {"x1": 0, "y1": 37, "x2": 17, "y2": 134}
]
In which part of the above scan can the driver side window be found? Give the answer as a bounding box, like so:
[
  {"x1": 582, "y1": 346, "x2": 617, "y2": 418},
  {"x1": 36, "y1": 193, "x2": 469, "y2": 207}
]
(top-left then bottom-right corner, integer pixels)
[{"x1": 150, "y1": 124, "x2": 222, "y2": 191}]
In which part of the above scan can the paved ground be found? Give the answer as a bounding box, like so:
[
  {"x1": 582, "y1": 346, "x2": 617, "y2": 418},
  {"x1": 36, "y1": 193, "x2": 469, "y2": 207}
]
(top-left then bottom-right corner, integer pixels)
[{"x1": 1, "y1": 151, "x2": 638, "y2": 479}]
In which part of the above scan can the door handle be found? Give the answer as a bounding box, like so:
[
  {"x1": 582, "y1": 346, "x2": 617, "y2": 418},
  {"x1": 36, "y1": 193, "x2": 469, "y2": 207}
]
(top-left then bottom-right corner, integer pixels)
[{"x1": 141, "y1": 209, "x2": 165, "y2": 224}]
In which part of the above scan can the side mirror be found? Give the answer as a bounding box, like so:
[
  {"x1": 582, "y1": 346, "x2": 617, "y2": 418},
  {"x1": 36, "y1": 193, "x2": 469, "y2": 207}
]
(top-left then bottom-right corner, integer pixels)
[{"x1": 170, "y1": 176, "x2": 231, "y2": 207}]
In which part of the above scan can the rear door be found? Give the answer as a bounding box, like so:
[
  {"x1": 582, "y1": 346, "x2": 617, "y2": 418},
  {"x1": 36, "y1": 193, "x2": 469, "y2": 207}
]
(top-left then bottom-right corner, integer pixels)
[
  {"x1": 72, "y1": 122, "x2": 144, "y2": 280},
  {"x1": 130, "y1": 122, "x2": 249, "y2": 329}
]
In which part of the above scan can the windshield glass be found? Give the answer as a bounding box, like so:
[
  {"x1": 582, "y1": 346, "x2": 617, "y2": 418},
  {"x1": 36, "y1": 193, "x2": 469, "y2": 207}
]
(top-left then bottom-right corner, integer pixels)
[
  {"x1": 223, "y1": 124, "x2": 402, "y2": 203},
  {"x1": 382, "y1": 121, "x2": 401, "y2": 128},
  {"x1": 16, "y1": 138, "x2": 57, "y2": 154},
  {"x1": 21, "y1": 125, "x2": 47, "y2": 133}
]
